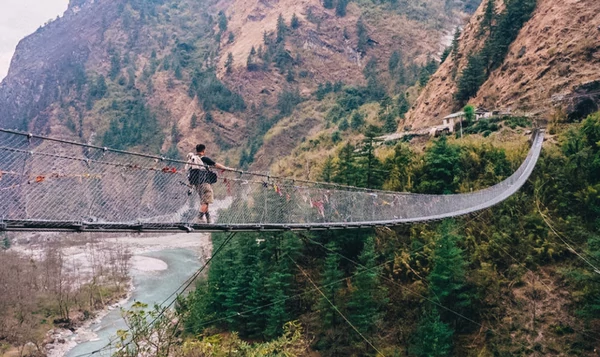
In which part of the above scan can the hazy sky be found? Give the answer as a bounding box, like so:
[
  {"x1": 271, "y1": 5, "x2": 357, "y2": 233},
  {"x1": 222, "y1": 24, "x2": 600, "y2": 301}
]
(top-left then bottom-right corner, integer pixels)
[{"x1": 0, "y1": 0, "x2": 69, "y2": 81}]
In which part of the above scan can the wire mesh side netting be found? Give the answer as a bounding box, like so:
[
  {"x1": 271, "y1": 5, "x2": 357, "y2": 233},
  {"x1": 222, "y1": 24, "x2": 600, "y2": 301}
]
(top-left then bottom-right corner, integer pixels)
[{"x1": 0, "y1": 128, "x2": 544, "y2": 231}]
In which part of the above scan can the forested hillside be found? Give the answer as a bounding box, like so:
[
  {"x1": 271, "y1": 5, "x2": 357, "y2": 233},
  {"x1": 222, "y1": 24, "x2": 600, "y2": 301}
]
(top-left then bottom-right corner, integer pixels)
[
  {"x1": 405, "y1": 0, "x2": 600, "y2": 128},
  {"x1": 113, "y1": 113, "x2": 600, "y2": 356}
]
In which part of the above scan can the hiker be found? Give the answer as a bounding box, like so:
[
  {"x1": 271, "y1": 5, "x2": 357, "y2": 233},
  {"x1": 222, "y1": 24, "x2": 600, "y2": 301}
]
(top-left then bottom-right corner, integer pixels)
[{"x1": 185, "y1": 144, "x2": 232, "y2": 223}]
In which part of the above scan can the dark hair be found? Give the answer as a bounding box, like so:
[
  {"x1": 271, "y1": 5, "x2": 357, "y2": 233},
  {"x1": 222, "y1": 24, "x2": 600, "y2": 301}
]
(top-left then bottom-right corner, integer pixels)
[{"x1": 196, "y1": 144, "x2": 206, "y2": 153}]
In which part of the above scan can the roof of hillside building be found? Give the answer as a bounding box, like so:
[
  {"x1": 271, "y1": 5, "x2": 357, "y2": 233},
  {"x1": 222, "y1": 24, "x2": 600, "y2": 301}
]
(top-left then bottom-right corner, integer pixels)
[{"x1": 443, "y1": 111, "x2": 466, "y2": 119}]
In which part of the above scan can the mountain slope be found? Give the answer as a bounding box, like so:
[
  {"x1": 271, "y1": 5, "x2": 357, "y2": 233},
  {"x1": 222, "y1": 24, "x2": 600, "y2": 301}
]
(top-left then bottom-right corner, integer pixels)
[
  {"x1": 405, "y1": 0, "x2": 600, "y2": 129},
  {"x1": 0, "y1": 0, "x2": 474, "y2": 166}
]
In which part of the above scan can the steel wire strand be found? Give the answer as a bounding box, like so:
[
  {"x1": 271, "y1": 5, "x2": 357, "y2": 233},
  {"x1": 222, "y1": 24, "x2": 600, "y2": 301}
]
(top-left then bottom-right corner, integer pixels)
[
  {"x1": 470, "y1": 214, "x2": 600, "y2": 346},
  {"x1": 535, "y1": 202, "x2": 600, "y2": 274},
  {"x1": 183, "y1": 218, "x2": 482, "y2": 341},
  {"x1": 298, "y1": 225, "x2": 600, "y2": 353},
  {"x1": 69, "y1": 231, "x2": 238, "y2": 357},
  {"x1": 298, "y1": 233, "x2": 487, "y2": 333},
  {"x1": 0, "y1": 129, "x2": 544, "y2": 229},
  {"x1": 287, "y1": 254, "x2": 386, "y2": 357}
]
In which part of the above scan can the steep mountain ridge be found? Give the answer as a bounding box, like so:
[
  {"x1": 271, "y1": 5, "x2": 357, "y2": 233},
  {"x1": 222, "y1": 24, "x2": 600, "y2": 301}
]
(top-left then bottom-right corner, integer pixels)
[
  {"x1": 0, "y1": 0, "x2": 471, "y2": 166},
  {"x1": 405, "y1": 0, "x2": 600, "y2": 128}
]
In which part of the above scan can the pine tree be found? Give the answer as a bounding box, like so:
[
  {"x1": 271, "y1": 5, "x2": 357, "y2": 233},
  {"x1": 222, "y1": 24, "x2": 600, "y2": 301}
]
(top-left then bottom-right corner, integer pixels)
[
  {"x1": 321, "y1": 156, "x2": 336, "y2": 182},
  {"x1": 479, "y1": 0, "x2": 496, "y2": 36},
  {"x1": 323, "y1": 0, "x2": 335, "y2": 10},
  {"x1": 383, "y1": 143, "x2": 414, "y2": 191},
  {"x1": 455, "y1": 54, "x2": 486, "y2": 104},
  {"x1": 225, "y1": 52, "x2": 234, "y2": 74},
  {"x1": 388, "y1": 50, "x2": 401, "y2": 74},
  {"x1": 291, "y1": 13, "x2": 300, "y2": 29},
  {"x1": 350, "y1": 111, "x2": 365, "y2": 130},
  {"x1": 383, "y1": 112, "x2": 397, "y2": 133},
  {"x1": 417, "y1": 136, "x2": 462, "y2": 194},
  {"x1": 109, "y1": 51, "x2": 121, "y2": 80},
  {"x1": 218, "y1": 10, "x2": 228, "y2": 32},
  {"x1": 357, "y1": 128, "x2": 385, "y2": 189},
  {"x1": 334, "y1": 143, "x2": 356, "y2": 186},
  {"x1": 409, "y1": 307, "x2": 453, "y2": 357},
  {"x1": 286, "y1": 68, "x2": 295, "y2": 82},
  {"x1": 318, "y1": 243, "x2": 344, "y2": 330},
  {"x1": 356, "y1": 19, "x2": 368, "y2": 53},
  {"x1": 247, "y1": 46, "x2": 258, "y2": 71},
  {"x1": 276, "y1": 14, "x2": 287, "y2": 43},
  {"x1": 347, "y1": 237, "x2": 387, "y2": 336},
  {"x1": 190, "y1": 113, "x2": 198, "y2": 129},
  {"x1": 1, "y1": 234, "x2": 10, "y2": 250},
  {"x1": 335, "y1": 0, "x2": 348, "y2": 17},
  {"x1": 245, "y1": 263, "x2": 269, "y2": 337},
  {"x1": 428, "y1": 221, "x2": 471, "y2": 323},
  {"x1": 230, "y1": 235, "x2": 261, "y2": 335},
  {"x1": 451, "y1": 28, "x2": 461, "y2": 62},
  {"x1": 440, "y1": 46, "x2": 451, "y2": 63},
  {"x1": 397, "y1": 92, "x2": 409, "y2": 118}
]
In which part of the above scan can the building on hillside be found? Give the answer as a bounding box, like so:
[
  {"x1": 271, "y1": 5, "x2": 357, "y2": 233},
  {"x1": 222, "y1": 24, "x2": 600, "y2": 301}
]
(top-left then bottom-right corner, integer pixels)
[{"x1": 432, "y1": 108, "x2": 495, "y2": 137}]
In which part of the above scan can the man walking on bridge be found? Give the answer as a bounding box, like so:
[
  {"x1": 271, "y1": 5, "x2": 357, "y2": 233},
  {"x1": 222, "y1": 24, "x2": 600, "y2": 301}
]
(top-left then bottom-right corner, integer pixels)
[{"x1": 185, "y1": 144, "x2": 231, "y2": 224}]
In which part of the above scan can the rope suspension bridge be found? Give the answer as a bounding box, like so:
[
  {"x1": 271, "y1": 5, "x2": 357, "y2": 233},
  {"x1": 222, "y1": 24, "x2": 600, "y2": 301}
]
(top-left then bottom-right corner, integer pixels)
[{"x1": 0, "y1": 128, "x2": 544, "y2": 233}]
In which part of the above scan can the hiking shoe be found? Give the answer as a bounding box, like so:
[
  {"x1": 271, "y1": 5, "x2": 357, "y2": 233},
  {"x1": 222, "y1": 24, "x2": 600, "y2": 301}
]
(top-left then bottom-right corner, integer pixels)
[
  {"x1": 198, "y1": 212, "x2": 206, "y2": 223},
  {"x1": 205, "y1": 212, "x2": 212, "y2": 224}
]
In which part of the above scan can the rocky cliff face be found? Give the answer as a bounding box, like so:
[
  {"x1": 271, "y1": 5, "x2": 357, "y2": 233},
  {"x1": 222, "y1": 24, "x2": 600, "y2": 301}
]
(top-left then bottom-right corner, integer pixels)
[
  {"x1": 405, "y1": 0, "x2": 600, "y2": 129},
  {"x1": 0, "y1": 0, "x2": 472, "y2": 165},
  {"x1": 0, "y1": 0, "x2": 121, "y2": 133}
]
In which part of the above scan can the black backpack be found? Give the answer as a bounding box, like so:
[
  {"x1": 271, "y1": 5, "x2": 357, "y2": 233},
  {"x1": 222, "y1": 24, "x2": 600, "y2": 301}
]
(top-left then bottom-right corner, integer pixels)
[{"x1": 189, "y1": 168, "x2": 217, "y2": 185}]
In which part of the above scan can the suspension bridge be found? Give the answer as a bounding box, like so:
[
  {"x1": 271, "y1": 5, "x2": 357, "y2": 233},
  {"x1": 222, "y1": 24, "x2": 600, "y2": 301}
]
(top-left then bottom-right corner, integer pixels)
[{"x1": 0, "y1": 128, "x2": 544, "y2": 233}]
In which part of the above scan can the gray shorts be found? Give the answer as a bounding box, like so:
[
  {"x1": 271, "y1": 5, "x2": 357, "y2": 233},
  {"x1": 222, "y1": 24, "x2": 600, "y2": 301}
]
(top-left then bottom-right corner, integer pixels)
[{"x1": 196, "y1": 183, "x2": 214, "y2": 204}]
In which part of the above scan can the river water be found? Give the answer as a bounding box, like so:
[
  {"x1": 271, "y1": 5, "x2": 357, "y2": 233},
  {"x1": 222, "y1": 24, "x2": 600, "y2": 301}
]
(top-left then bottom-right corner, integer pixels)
[{"x1": 65, "y1": 248, "x2": 201, "y2": 357}]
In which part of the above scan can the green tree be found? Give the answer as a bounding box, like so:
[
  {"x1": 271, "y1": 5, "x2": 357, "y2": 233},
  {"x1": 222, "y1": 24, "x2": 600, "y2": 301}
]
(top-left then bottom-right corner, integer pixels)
[
  {"x1": 397, "y1": 92, "x2": 409, "y2": 117},
  {"x1": 218, "y1": 10, "x2": 228, "y2": 32},
  {"x1": 350, "y1": 111, "x2": 365, "y2": 130},
  {"x1": 440, "y1": 46, "x2": 451, "y2": 63},
  {"x1": 291, "y1": 13, "x2": 300, "y2": 29},
  {"x1": 428, "y1": 221, "x2": 471, "y2": 324},
  {"x1": 228, "y1": 32, "x2": 234, "y2": 43},
  {"x1": 417, "y1": 136, "x2": 462, "y2": 194},
  {"x1": 321, "y1": 156, "x2": 336, "y2": 182},
  {"x1": 286, "y1": 68, "x2": 295, "y2": 82},
  {"x1": 356, "y1": 19, "x2": 368, "y2": 53},
  {"x1": 451, "y1": 28, "x2": 461, "y2": 61},
  {"x1": 335, "y1": 0, "x2": 348, "y2": 17},
  {"x1": 383, "y1": 143, "x2": 414, "y2": 191},
  {"x1": 190, "y1": 113, "x2": 198, "y2": 129},
  {"x1": 455, "y1": 54, "x2": 486, "y2": 104},
  {"x1": 334, "y1": 143, "x2": 357, "y2": 186},
  {"x1": 463, "y1": 104, "x2": 476, "y2": 127},
  {"x1": 318, "y1": 243, "x2": 345, "y2": 330},
  {"x1": 479, "y1": 0, "x2": 496, "y2": 36},
  {"x1": 357, "y1": 128, "x2": 386, "y2": 189},
  {"x1": 347, "y1": 237, "x2": 387, "y2": 336},
  {"x1": 323, "y1": 0, "x2": 335, "y2": 9},
  {"x1": 276, "y1": 14, "x2": 287, "y2": 43},
  {"x1": 383, "y1": 112, "x2": 397, "y2": 133},
  {"x1": 277, "y1": 89, "x2": 303, "y2": 115},
  {"x1": 484, "y1": 0, "x2": 536, "y2": 70},
  {"x1": 409, "y1": 307, "x2": 453, "y2": 357},
  {"x1": 264, "y1": 270, "x2": 291, "y2": 338},
  {"x1": 225, "y1": 52, "x2": 234, "y2": 74},
  {"x1": 247, "y1": 46, "x2": 258, "y2": 71},
  {"x1": 388, "y1": 50, "x2": 401, "y2": 74},
  {"x1": 109, "y1": 50, "x2": 121, "y2": 80},
  {"x1": 89, "y1": 74, "x2": 107, "y2": 99},
  {"x1": 1, "y1": 234, "x2": 10, "y2": 250}
]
